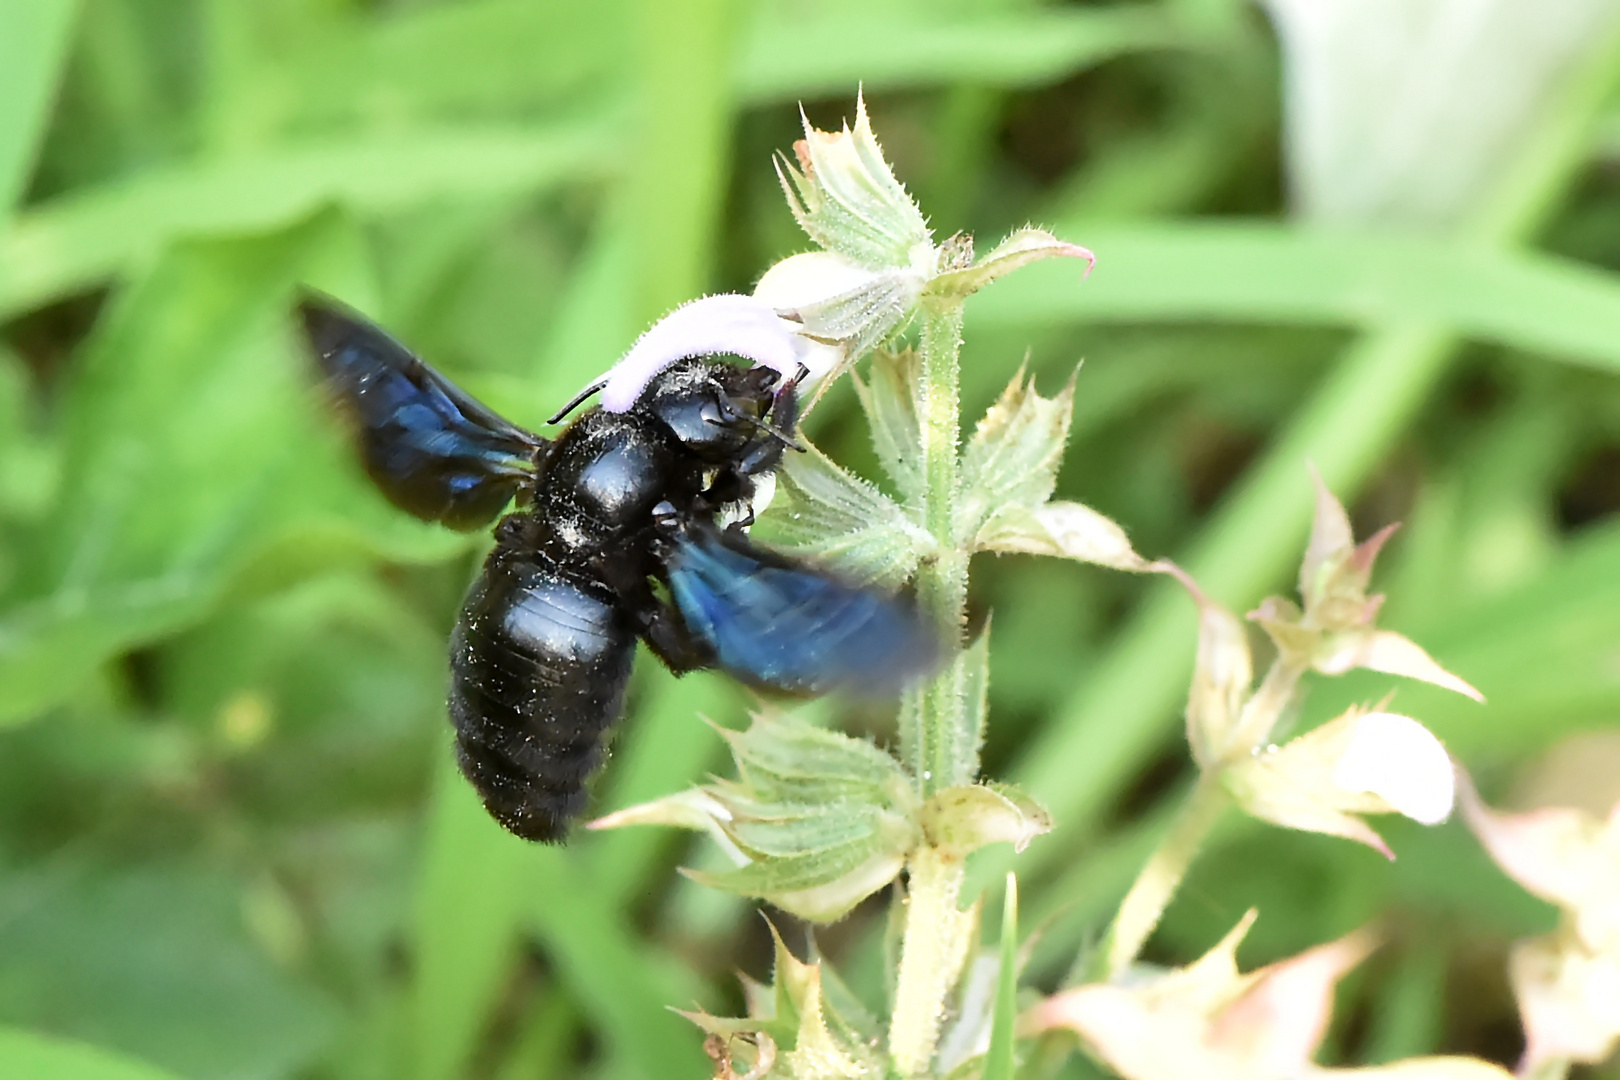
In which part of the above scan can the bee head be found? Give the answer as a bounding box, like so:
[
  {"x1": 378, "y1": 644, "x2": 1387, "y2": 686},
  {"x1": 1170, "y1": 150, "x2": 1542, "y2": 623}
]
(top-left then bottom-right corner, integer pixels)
[{"x1": 643, "y1": 359, "x2": 795, "y2": 464}]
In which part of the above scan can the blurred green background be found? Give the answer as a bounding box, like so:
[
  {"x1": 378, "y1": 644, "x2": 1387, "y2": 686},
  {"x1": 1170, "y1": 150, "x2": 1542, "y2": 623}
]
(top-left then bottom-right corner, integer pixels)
[{"x1": 3, "y1": 0, "x2": 1620, "y2": 1078}]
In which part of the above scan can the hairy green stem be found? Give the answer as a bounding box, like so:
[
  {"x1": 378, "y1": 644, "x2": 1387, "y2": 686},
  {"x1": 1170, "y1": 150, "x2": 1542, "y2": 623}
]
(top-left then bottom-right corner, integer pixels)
[
  {"x1": 1098, "y1": 773, "x2": 1230, "y2": 977},
  {"x1": 889, "y1": 299, "x2": 974, "y2": 1077},
  {"x1": 889, "y1": 847, "x2": 977, "y2": 1078},
  {"x1": 907, "y1": 301, "x2": 970, "y2": 796}
]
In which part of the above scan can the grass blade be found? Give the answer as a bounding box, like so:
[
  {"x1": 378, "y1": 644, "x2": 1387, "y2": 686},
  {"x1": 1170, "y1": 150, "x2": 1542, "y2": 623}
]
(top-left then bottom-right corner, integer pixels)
[
  {"x1": 969, "y1": 223, "x2": 1620, "y2": 374},
  {"x1": 982, "y1": 874, "x2": 1020, "y2": 1080},
  {"x1": 0, "y1": 1028, "x2": 183, "y2": 1080},
  {"x1": 0, "y1": 0, "x2": 77, "y2": 216},
  {"x1": 0, "y1": 122, "x2": 616, "y2": 319}
]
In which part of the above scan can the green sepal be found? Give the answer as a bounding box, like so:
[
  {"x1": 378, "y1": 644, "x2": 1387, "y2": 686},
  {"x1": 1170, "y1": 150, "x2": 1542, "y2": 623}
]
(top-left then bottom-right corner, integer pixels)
[
  {"x1": 680, "y1": 926, "x2": 888, "y2": 1080},
  {"x1": 775, "y1": 96, "x2": 930, "y2": 271},
  {"x1": 850, "y1": 348, "x2": 924, "y2": 502},
  {"x1": 957, "y1": 366, "x2": 1076, "y2": 546},
  {"x1": 753, "y1": 437, "x2": 934, "y2": 590},
  {"x1": 919, "y1": 784, "x2": 1051, "y2": 860},
  {"x1": 598, "y1": 712, "x2": 919, "y2": 923}
]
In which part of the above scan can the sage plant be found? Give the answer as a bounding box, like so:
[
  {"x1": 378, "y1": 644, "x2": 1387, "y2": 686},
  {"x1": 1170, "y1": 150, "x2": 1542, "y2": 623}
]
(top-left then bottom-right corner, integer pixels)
[{"x1": 595, "y1": 100, "x2": 1525, "y2": 1080}]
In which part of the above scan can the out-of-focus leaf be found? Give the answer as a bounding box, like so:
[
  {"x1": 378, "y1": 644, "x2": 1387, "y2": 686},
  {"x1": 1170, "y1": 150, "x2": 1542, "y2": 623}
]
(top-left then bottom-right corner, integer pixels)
[
  {"x1": 269, "y1": 0, "x2": 627, "y2": 132},
  {"x1": 0, "y1": 0, "x2": 77, "y2": 216},
  {"x1": 754, "y1": 439, "x2": 935, "y2": 590},
  {"x1": 0, "y1": 1028, "x2": 183, "y2": 1080},
  {"x1": 523, "y1": 848, "x2": 710, "y2": 1080},
  {"x1": 0, "y1": 123, "x2": 616, "y2": 319},
  {"x1": 0, "y1": 861, "x2": 334, "y2": 1080},
  {"x1": 411, "y1": 758, "x2": 531, "y2": 1080},
  {"x1": 0, "y1": 346, "x2": 57, "y2": 525},
  {"x1": 969, "y1": 223, "x2": 1620, "y2": 374},
  {"x1": 981, "y1": 875, "x2": 1019, "y2": 1080},
  {"x1": 0, "y1": 230, "x2": 463, "y2": 726},
  {"x1": 738, "y1": 4, "x2": 1183, "y2": 101}
]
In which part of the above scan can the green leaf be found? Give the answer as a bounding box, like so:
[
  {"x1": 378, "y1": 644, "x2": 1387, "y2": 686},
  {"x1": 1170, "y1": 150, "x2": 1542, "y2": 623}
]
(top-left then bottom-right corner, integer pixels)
[
  {"x1": 957, "y1": 366, "x2": 1076, "y2": 544},
  {"x1": 981, "y1": 875, "x2": 1020, "y2": 1080},
  {"x1": 0, "y1": 862, "x2": 334, "y2": 1079},
  {"x1": 737, "y1": 5, "x2": 1182, "y2": 101},
  {"x1": 523, "y1": 849, "x2": 710, "y2": 1080},
  {"x1": 0, "y1": 345, "x2": 57, "y2": 525},
  {"x1": 0, "y1": 1028, "x2": 183, "y2": 1080},
  {"x1": 410, "y1": 757, "x2": 531, "y2": 1080},
  {"x1": 850, "y1": 348, "x2": 924, "y2": 501},
  {"x1": 0, "y1": 0, "x2": 77, "y2": 217},
  {"x1": 266, "y1": 0, "x2": 626, "y2": 133},
  {"x1": 0, "y1": 228, "x2": 463, "y2": 726},
  {"x1": 968, "y1": 222, "x2": 1620, "y2": 375},
  {"x1": 0, "y1": 122, "x2": 616, "y2": 319}
]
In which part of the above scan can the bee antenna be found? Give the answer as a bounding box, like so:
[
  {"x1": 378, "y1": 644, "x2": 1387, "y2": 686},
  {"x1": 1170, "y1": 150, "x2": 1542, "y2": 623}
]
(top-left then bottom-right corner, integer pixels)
[
  {"x1": 548, "y1": 379, "x2": 607, "y2": 425},
  {"x1": 717, "y1": 393, "x2": 805, "y2": 452}
]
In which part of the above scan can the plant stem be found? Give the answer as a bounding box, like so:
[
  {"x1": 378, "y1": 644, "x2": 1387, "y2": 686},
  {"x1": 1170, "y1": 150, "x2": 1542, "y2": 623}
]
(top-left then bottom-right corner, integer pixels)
[
  {"x1": 889, "y1": 847, "x2": 977, "y2": 1078},
  {"x1": 889, "y1": 299, "x2": 975, "y2": 1077},
  {"x1": 1226, "y1": 658, "x2": 1306, "y2": 760},
  {"x1": 906, "y1": 301, "x2": 970, "y2": 797},
  {"x1": 1097, "y1": 773, "x2": 1230, "y2": 978}
]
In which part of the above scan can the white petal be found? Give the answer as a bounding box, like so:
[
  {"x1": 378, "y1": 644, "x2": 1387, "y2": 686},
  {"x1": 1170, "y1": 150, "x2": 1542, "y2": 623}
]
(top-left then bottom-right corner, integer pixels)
[
  {"x1": 592, "y1": 294, "x2": 809, "y2": 413},
  {"x1": 1332, "y1": 712, "x2": 1455, "y2": 825},
  {"x1": 754, "y1": 251, "x2": 884, "y2": 310}
]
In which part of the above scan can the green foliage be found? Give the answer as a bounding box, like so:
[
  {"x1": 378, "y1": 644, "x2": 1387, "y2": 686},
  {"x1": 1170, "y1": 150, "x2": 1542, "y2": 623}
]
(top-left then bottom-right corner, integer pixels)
[{"x1": 2, "y1": 1, "x2": 1620, "y2": 1079}]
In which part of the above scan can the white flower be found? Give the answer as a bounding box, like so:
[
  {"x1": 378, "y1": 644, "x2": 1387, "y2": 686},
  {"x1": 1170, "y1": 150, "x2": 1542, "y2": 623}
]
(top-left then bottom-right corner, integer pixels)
[
  {"x1": 753, "y1": 249, "x2": 924, "y2": 367},
  {"x1": 569, "y1": 293, "x2": 828, "y2": 416},
  {"x1": 1460, "y1": 776, "x2": 1620, "y2": 1071},
  {"x1": 1331, "y1": 712, "x2": 1456, "y2": 826},
  {"x1": 1028, "y1": 911, "x2": 1511, "y2": 1080},
  {"x1": 1227, "y1": 708, "x2": 1456, "y2": 857}
]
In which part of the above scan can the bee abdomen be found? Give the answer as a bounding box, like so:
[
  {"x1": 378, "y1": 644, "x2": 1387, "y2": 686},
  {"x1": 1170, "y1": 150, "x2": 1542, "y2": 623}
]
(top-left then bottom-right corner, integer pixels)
[{"x1": 449, "y1": 552, "x2": 636, "y2": 842}]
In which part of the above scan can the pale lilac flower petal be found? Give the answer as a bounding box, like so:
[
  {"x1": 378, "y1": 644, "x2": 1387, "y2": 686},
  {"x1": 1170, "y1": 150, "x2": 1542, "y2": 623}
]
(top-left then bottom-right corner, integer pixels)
[
  {"x1": 1332, "y1": 712, "x2": 1455, "y2": 825},
  {"x1": 592, "y1": 294, "x2": 811, "y2": 413}
]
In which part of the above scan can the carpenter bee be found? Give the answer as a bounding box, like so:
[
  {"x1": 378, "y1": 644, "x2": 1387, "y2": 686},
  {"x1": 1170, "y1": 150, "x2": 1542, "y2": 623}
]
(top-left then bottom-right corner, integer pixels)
[{"x1": 299, "y1": 294, "x2": 936, "y2": 842}]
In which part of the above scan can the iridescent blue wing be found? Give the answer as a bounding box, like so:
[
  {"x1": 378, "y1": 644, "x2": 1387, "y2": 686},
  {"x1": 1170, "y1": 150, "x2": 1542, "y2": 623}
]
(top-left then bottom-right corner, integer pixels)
[
  {"x1": 299, "y1": 293, "x2": 544, "y2": 531},
  {"x1": 666, "y1": 528, "x2": 938, "y2": 696}
]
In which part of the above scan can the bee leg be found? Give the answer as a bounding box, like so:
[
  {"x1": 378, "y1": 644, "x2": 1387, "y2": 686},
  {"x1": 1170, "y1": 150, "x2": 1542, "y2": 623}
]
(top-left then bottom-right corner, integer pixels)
[{"x1": 636, "y1": 598, "x2": 719, "y2": 675}]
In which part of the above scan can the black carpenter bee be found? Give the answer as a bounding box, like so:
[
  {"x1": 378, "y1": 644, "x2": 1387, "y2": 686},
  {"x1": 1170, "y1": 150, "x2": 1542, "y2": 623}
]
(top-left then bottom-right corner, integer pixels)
[{"x1": 299, "y1": 294, "x2": 936, "y2": 842}]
